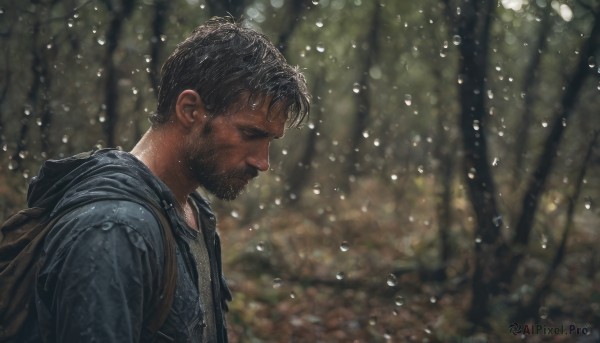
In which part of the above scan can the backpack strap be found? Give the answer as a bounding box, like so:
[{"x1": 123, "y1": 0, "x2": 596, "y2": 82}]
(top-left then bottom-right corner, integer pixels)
[{"x1": 141, "y1": 200, "x2": 177, "y2": 336}]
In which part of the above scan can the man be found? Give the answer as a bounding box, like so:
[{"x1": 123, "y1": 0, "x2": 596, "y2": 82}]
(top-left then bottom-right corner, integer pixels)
[{"x1": 20, "y1": 17, "x2": 309, "y2": 342}]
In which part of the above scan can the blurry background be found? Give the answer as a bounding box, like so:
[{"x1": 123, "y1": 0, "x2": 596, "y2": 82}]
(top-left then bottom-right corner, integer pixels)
[{"x1": 1, "y1": 0, "x2": 599, "y2": 341}]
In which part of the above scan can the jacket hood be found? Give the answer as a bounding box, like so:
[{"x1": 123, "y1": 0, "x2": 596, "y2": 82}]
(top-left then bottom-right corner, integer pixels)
[{"x1": 27, "y1": 149, "x2": 178, "y2": 216}]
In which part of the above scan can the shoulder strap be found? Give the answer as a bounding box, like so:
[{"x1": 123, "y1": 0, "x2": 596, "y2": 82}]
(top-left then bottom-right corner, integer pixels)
[{"x1": 141, "y1": 200, "x2": 177, "y2": 335}]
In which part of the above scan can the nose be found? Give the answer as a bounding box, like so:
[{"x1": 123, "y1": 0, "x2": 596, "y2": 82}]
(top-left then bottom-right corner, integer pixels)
[{"x1": 247, "y1": 142, "x2": 270, "y2": 173}]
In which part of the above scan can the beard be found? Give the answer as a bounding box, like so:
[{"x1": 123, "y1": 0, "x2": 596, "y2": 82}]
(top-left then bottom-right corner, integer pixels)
[{"x1": 186, "y1": 132, "x2": 258, "y2": 201}]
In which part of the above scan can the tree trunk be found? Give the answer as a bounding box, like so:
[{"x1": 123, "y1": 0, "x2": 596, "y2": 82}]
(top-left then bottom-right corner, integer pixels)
[{"x1": 344, "y1": 3, "x2": 381, "y2": 192}]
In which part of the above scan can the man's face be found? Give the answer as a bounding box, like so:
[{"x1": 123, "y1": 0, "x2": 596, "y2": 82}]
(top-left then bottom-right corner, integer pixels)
[{"x1": 185, "y1": 101, "x2": 286, "y2": 200}]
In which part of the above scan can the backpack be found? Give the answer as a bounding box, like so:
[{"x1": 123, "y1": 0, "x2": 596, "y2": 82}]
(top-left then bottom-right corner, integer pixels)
[{"x1": 0, "y1": 198, "x2": 177, "y2": 342}]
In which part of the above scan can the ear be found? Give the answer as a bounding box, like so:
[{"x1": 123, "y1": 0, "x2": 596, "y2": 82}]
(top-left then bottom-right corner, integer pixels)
[{"x1": 174, "y1": 90, "x2": 206, "y2": 129}]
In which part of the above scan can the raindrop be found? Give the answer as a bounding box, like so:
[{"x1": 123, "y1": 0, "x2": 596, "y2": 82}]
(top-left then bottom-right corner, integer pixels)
[
  {"x1": 395, "y1": 295, "x2": 404, "y2": 306},
  {"x1": 475, "y1": 236, "x2": 482, "y2": 244},
  {"x1": 336, "y1": 271, "x2": 345, "y2": 280},
  {"x1": 473, "y1": 120, "x2": 480, "y2": 131},
  {"x1": 311, "y1": 0, "x2": 319, "y2": 5},
  {"x1": 144, "y1": 55, "x2": 152, "y2": 63},
  {"x1": 340, "y1": 241, "x2": 350, "y2": 252},
  {"x1": 368, "y1": 316, "x2": 377, "y2": 326},
  {"x1": 256, "y1": 241, "x2": 265, "y2": 252},
  {"x1": 282, "y1": 149, "x2": 288, "y2": 155},
  {"x1": 272, "y1": 278, "x2": 283, "y2": 288},
  {"x1": 230, "y1": 210, "x2": 239, "y2": 219},
  {"x1": 589, "y1": 57, "x2": 597, "y2": 69},
  {"x1": 493, "y1": 215, "x2": 503, "y2": 227},
  {"x1": 467, "y1": 168, "x2": 476, "y2": 179},
  {"x1": 383, "y1": 333, "x2": 392, "y2": 340},
  {"x1": 290, "y1": 292, "x2": 296, "y2": 299},
  {"x1": 62, "y1": 135, "x2": 69, "y2": 144},
  {"x1": 452, "y1": 35, "x2": 462, "y2": 45},
  {"x1": 390, "y1": 174, "x2": 398, "y2": 181},
  {"x1": 97, "y1": 37, "x2": 106, "y2": 46},
  {"x1": 457, "y1": 74, "x2": 464, "y2": 84},
  {"x1": 312, "y1": 183, "x2": 322, "y2": 195},
  {"x1": 538, "y1": 306, "x2": 548, "y2": 319},
  {"x1": 352, "y1": 83, "x2": 361, "y2": 94},
  {"x1": 98, "y1": 115, "x2": 106, "y2": 123},
  {"x1": 429, "y1": 296, "x2": 437, "y2": 303},
  {"x1": 492, "y1": 157, "x2": 499, "y2": 166},
  {"x1": 132, "y1": 87, "x2": 138, "y2": 95},
  {"x1": 315, "y1": 43, "x2": 325, "y2": 53},
  {"x1": 315, "y1": 19, "x2": 324, "y2": 28},
  {"x1": 373, "y1": 139, "x2": 380, "y2": 147},
  {"x1": 160, "y1": 35, "x2": 167, "y2": 42},
  {"x1": 22, "y1": 169, "x2": 29, "y2": 179},
  {"x1": 584, "y1": 197, "x2": 592, "y2": 210},
  {"x1": 404, "y1": 94, "x2": 412, "y2": 106},
  {"x1": 541, "y1": 121, "x2": 548, "y2": 128},
  {"x1": 67, "y1": 19, "x2": 74, "y2": 28},
  {"x1": 417, "y1": 165, "x2": 424, "y2": 174},
  {"x1": 386, "y1": 274, "x2": 397, "y2": 287},
  {"x1": 7, "y1": 160, "x2": 15, "y2": 170},
  {"x1": 540, "y1": 235, "x2": 547, "y2": 249},
  {"x1": 362, "y1": 131, "x2": 369, "y2": 138}
]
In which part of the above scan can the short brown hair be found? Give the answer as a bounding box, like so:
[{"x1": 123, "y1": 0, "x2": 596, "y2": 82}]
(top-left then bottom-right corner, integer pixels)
[{"x1": 153, "y1": 17, "x2": 310, "y2": 127}]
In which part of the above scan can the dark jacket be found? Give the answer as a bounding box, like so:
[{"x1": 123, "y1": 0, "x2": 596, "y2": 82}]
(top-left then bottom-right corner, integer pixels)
[{"x1": 20, "y1": 149, "x2": 231, "y2": 343}]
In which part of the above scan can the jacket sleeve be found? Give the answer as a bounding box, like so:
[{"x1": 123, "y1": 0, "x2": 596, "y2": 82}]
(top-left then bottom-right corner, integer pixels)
[{"x1": 35, "y1": 201, "x2": 163, "y2": 343}]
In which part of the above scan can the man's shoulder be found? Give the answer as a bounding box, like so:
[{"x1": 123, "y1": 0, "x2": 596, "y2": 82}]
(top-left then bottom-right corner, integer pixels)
[{"x1": 50, "y1": 199, "x2": 166, "y2": 248}]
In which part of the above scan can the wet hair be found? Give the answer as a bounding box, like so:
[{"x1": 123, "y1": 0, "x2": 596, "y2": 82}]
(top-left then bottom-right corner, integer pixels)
[{"x1": 153, "y1": 17, "x2": 310, "y2": 128}]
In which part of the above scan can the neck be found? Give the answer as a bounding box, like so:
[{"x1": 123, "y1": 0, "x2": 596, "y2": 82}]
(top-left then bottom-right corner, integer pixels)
[{"x1": 131, "y1": 126, "x2": 196, "y2": 208}]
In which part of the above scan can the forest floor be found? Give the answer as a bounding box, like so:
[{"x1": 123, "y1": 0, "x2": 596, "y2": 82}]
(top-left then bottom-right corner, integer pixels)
[{"x1": 215, "y1": 178, "x2": 600, "y2": 343}]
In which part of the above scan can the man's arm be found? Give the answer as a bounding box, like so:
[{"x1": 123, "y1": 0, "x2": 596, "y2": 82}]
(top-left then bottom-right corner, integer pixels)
[{"x1": 35, "y1": 201, "x2": 164, "y2": 343}]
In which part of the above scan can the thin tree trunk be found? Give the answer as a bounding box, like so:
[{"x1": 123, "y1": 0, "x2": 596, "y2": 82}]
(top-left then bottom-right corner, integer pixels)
[
  {"x1": 513, "y1": 131, "x2": 598, "y2": 323},
  {"x1": 344, "y1": 3, "x2": 381, "y2": 192},
  {"x1": 101, "y1": 0, "x2": 135, "y2": 147},
  {"x1": 148, "y1": 0, "x2": 168, "y2": 95},
  {"x1": 513, "y1": 6, "x2": 552, "y2": 179},
  {"x1": 510, "y1": 6, "x2": 600, "y2": 252}
]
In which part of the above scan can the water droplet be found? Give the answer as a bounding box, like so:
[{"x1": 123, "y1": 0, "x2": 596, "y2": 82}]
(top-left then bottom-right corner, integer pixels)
[
  {"x1": 492, "y1": 157, "x2": 499, "y2": 166},
  {"x1": 144, "y1": 55, "x2": 152, "y2": 63},
  {"x1": 335, "y1": 271, "x2": 345, "y2": 280},
  {"x1": 230, "y1": 210, "x2": 239, "y2": 219},
  {"x1": 67, "y1": 19, "x2": 74, "y2": 28},
  {"x1": 160, "y1": 35, "x2": 167, "y2": 42},
  {"x1": 467, "y1": 168, "x2": 476, "y2": 179},
  {"x1": 311, "y1": 0, "x2": 319, "y2": 5},
  {"x1": 315, "y1": 19, "x2": 324, "y2": 28},
  {"x1": 97, "y1": 37, "x2": 106, "y2": 46},
  {"x1": 315, "y1": 43, "x2": 325, "y2": 53},
  {"x1": 473, "y1": 120, "x2": 480, "y2": 131},
  {"x1": 272, "y1": 278, "x2": 283, "y2": 288},
  {"x1": 373, "y1": 138, "x2": 380, "y2": 147},
  {"x1": 62, "y1": 134, "x2": 69, "y2": 143},
  {"x1": 312, "y1": 183, "x2": 322, "y2": 195},
  {"x1": 417, "y1": 165, "x2": 424, "y2": 174},
  {"x1": 282, "y1": 149, "x2": 288, "y2": 155},
  {"x1": 7, "y1": 160, "x2": 15, "y2": 170},
  {"x1": 395, "y1": 295, "x2": 404, "y2": 306},
  {"x1": 390, "y1": 174, "x2": 398, "y2": 181},
  {"x1": 362, "y1": 131, "x2": 369, "y2": 138},
  {"x1": 98, "y1": 115, "x2": 106, "y2": 123},
  {"x1": 340, "y1": 241, "x2": 350, "y2": 252},
  {"x1": 457, "y1": 74, "x2": 464, "y2": 84},
  {"x1": 475, "y1": 236, "x2": 482, "y2": 244},
  {"x1": 132, "y1": 87, "x2": 138, "y2": 95},
  {"x1": 404, "y1": 94, "x2": 412, "y2": 106},
  {"x1": 386, "y1": 274, "x2": 397, "y2": 287},
  {"x1": 541, "y1": 120, "x2": 548, "y2": 128},
  {"x1": 256, "y1": 241, "x2": 265, "y2": 252},
  {"x1": 492, "y1": 215, "x2": 503, "y2": 227},
  {"x1": 352, "y1": 83, "x2": 361, "y2": 94},
  {"x1": 429, "y1": 296, "x2": 437, "y2": 303},
  {"x1": 538, "y1": 306, "x2": 548, "y2": 319},
  {"x1": 584, "y1": 198, "x2": 592, "y2": 210},
  {"x1": 452, "y1": 35, "x2": 462, "y2": 45}
]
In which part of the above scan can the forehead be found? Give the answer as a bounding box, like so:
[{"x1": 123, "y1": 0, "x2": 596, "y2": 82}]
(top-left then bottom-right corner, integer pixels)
[{"x1": 231, "y1": 97, "x2": 287, "y2": 135}]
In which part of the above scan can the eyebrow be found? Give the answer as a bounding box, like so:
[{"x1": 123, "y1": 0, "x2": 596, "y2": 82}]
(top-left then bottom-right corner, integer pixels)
[{"x1": 243, "y1": 125, "x2": 283, "y2": 139}]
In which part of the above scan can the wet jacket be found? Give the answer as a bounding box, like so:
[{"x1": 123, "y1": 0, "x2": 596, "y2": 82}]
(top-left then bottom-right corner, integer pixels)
[{"x1": 19, "y1": 149, "x2": 232, "y2": 343}]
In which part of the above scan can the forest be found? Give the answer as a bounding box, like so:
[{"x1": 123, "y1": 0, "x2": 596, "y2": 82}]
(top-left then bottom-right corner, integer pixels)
[{"x1": 1, "y1": 0, "x2": 599, "y2": 342}]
